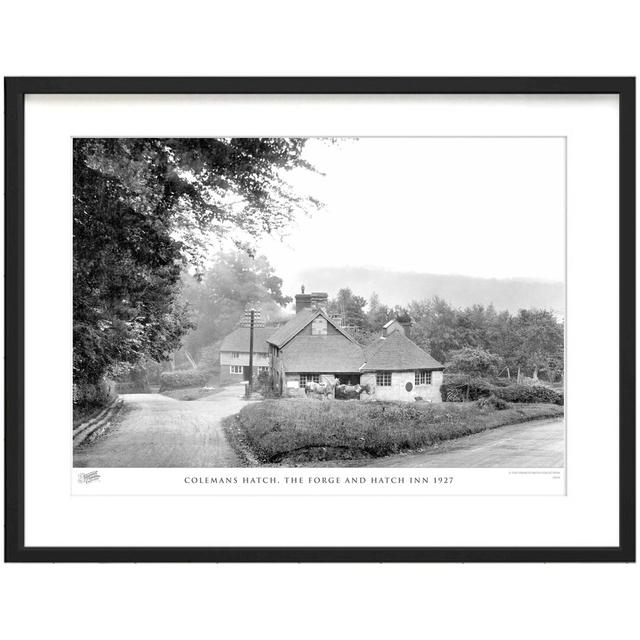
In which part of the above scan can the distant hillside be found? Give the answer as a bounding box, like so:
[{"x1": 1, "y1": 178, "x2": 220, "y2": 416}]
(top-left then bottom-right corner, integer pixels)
[{"x1": 295, "y1": 267, "x2": 564, "y2": 314}]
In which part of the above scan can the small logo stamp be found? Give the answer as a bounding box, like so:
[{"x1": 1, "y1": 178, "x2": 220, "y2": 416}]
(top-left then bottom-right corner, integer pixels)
[{"x1": 78, "y1": 470, "x2": 101, "y2": 484}]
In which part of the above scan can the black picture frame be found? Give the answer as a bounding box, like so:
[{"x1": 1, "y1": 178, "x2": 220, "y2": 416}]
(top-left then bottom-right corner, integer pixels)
[{"x1": 4, "y1": 77, "x2": 636, "y2": 563}]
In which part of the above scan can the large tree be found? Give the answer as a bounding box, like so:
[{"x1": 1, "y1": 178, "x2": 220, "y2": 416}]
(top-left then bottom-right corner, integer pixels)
[
  {"x1": 510, "y1": 309, "x2": 564, "y2": 380},
  {"x1": 73, "y1": 138, "x2": 319, "y2": 390},
  {"x1": 408, "y1": 297, "x2": 461, "y2": 363},
  {"x1": 179, "y1": 251, "x2": 292, "y2": 360},
  {"x1": 328, "y1": 288, "x2": 368, "y2": 329}
]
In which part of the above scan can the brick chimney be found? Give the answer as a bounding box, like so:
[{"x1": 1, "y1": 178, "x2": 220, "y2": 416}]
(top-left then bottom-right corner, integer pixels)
[
  {"x1": 295, "y1": 285, "x2": 312, "y2": 314},
  {"x1": 310, "y1": 291, "x2": 328, "y2": 310},
  {"x1": 398, "y1": 317, "x2": 412, "y2": 339}
]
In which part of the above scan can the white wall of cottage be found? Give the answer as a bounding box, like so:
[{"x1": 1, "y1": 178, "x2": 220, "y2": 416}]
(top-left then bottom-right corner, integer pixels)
[
  {"x1": 220, "y1": 351, "x2": 269, "y2": 367},
  {"x1": 361, "y1": 370, "x2": 443, "y2": 402}
]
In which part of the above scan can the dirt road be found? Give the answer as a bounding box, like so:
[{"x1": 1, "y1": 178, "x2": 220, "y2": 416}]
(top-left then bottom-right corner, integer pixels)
[
  {"x1": 364, "y1": 417, "x2": 565, "y2": 468},
  {"x1": 74, "y1": 385, "x2": 247, "y2": 468}
]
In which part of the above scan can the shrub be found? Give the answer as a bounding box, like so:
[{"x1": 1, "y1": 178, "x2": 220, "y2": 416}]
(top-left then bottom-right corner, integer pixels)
[
  {"x1": 493, "y1": 385, "x2": 564, "y2": 406},
  {"x1": 440, "y1": 375, "x2": 494, "y2": 402},
  {"x1": 254, "y1": 370, "x2": 279, "y2": 397},
  {"x1": 441, "y1": 374, "x2": 563, "y2": 405},
  {"x1": 159, "y1": 369, "x2": 211, "y2": 391},
  {"x1": 73, "y1": 378, "x2": 116, "y2": 408},
  {"x1": 476, "y1": 394, "x2": 508, "y2": 410},
  {"x1": 73, "y1": 378, "x2": 116, "y2": 422}
]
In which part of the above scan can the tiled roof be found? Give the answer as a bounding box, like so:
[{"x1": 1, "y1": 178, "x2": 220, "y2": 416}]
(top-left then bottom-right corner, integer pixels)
[
  {"x1": 282, "y1": 335, "x2": 365, "y2": 373},
  {"x1": 363, "y1": 335, "x2": 387, "y2": 361},
  {"x1": 361, "y1": 331, "x2": 444, "y2": 371},
  {"x1": 219, "y1": 326, "x2": 275, "y2": 353},
  {"x1": 264, "y1": 308, "x2": 443, "y2": 373},
  {"x1": 266, "y1": 308, "x2": 317, "y2": 348},
  {"x1": 267, "y1": 308, "x2": 357, "y2": 349}
]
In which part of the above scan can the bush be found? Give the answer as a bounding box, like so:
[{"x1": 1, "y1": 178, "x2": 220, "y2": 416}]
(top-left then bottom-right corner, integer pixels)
[
  {"x1": 441, "y1": 374, "x2": 563, "y2": 405},
  {"x1": 73, "y1": 378, "x2": 116, "y2": 408},
  {"x1": 494, "y1": 385, "x2": 564, "y2": 405},
  {"x1": 253, "y1": 370, "x2": 279, "y2": 398},
  {"x1": 159, "y1": 369, "x2": 211, "y2": 391},
  {"x1": 73, "y1": 378, "x2": 116, "y2": 422},
  {"x1": 476, "y1": 394, "x2": 508, "y2": 410},
  {"x1": 440, "y1": 375, "x2": 494, "y2": 402}
]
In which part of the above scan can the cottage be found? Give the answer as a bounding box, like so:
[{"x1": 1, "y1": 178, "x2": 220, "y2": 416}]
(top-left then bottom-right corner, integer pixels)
[
  {"x1": 267, "y1": 287, "x2": 444, "y2": 401},
  {"x1": 219, "y1": 326, "x2": 274, "y2": 385},
  {"x1": 361, "y1": 328, "x2": 444, "y2": 402},
  {"x1": 267, "y1": 291, "x2": 363, "y2": 396}
]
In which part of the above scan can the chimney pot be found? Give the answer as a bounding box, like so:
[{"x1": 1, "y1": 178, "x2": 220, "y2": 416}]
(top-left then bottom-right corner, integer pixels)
[{"x1": 295, "y1": 290, "x2": 312, "y2": 313}]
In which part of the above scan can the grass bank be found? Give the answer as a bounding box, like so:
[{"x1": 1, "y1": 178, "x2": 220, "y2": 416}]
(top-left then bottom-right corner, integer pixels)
[
  {"x1": 225, "y1": 400, "x2": 564, "y2": 465},
  {"x1": 160, "y1": 386, "x2": 224, "y2": 401}
]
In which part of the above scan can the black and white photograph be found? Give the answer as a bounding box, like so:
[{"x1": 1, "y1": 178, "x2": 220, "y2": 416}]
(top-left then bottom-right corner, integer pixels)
[
  {"x1": 7, "y1": 76, "x2": 632, "y2": 564},
  {"x1": 72, "y1": 136, "x2": 566, "y2": 471}
]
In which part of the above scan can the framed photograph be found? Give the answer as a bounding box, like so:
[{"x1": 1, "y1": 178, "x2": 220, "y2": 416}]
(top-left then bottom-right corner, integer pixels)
[{"x1": 5, "y1": 77, "x2": 635, "y2": 562}]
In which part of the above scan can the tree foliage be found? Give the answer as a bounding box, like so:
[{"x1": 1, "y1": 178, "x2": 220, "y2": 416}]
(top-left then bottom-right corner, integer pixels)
[
  {"x1": 447, "y1": 347, "x2": 501, "y2": 377},
  {"x1": 330, "y1": 289, "x2": 564, "y2": 382},
  {"x1": 179, "y1": 251, "x2": 292, "y2": 360},
  {"x1": 404, "y1": 298, "x2": 563, "y2": 380},
  {"x1": 73, "y1": 138, "x2": 319, "y2": 387}
]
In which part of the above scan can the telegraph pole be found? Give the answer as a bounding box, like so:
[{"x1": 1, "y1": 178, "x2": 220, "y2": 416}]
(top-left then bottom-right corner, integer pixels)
[
  {"x1": 247, "y1": 308, "x2": 255, "y2": 398},
  {"x1": 241, "y1": 305, "x2": 262, "y2": 399}
]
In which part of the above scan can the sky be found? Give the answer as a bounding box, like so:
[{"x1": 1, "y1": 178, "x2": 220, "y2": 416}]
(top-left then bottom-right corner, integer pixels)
[{"x1": 254, "y1": 137, "x2": 566, "y2": 292}]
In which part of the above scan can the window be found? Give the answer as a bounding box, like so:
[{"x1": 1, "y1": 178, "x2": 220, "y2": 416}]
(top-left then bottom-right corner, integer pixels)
[
  {"x1": 230, "y1": 365, "x2": 243, "y2": 375},
  {"x1": 258, "y1": 366, "x2": 269, "y2": 374},
  {"x1": 311, "y1": 317, "x2": 327, "y2": 335},
  {"x1": 300, "y1": 373, "x2": 320, "y2": 386},
  {"x1": 415, "y1": 370, "x2": 432, "y2": 385},
  {"x1": 232, "y1": 352, "x2": 240, "y2": 359},
  {"x1": 376, "y1": 372, "x2": 392, "y2": 386}
]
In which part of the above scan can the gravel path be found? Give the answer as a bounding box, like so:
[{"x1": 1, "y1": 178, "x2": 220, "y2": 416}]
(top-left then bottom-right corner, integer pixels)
[{"x1": 73, "y1": 385, "x2": 247, "y2": 468}]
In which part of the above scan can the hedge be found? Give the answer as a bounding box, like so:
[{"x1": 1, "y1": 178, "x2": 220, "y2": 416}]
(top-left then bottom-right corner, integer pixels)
[
  {"x1": 73, "y1": 378, "x2": 116, "y2": 409},
  {"x1": 494, "y1": 385, "x2": 564, "y2": 405},
  {"x1": 159, "y1": 369, "x2": 211, "y2": 391},
  {"x1": 228, "y1": 400, "x2": 565, "y2": 463},
  {"x1": 440, "y1": 375, "x2": 493, "y2": 402},
  {"x1": 441, "y1": 375, "x2": 563, "y2": 405}
]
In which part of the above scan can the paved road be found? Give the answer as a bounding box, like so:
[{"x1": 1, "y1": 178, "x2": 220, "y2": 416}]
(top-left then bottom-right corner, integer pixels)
[
  {"x1": 365, "y1": 418, "x2": 565, "y2": 468},
  {"x1": 74, "y1": 385, "x2": 247, "y2": 468}
]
